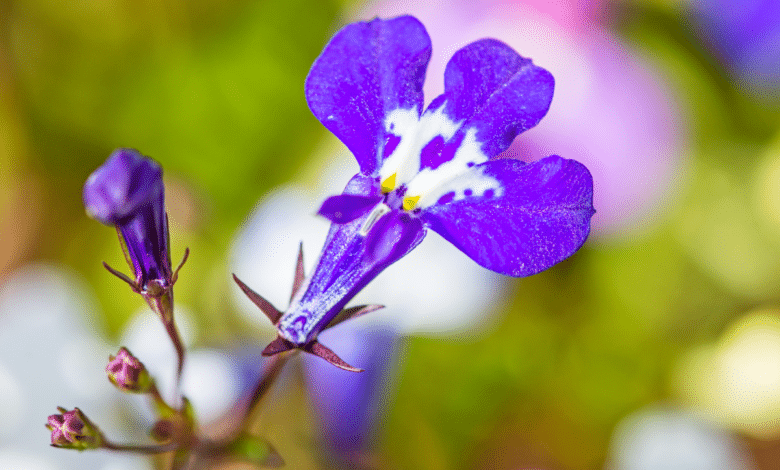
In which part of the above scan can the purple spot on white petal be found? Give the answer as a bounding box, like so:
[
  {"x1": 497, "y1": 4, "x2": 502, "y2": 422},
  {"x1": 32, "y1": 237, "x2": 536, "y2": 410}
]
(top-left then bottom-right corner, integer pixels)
[
  {"x1": 467, "y1": 162, "x2": 475, "y2": 168},
  {"x1": 483, "y1": 189, "x2": 494, "y2": 198},
  {"x1": 383, "y1": 134, "x2": 402, "y2": 159},
  {"x1": 437, "y1": 192, "x2": 455, "y2": 205},
  {"x1": 421, "y1": 132, "x2": 464, "y2": 170},
  {"x1": 464, "y1": 189, "x2": 473, "y2": 196},
  {"x1": 420, "y1": 135, "x2": 446, "y2": 169}
]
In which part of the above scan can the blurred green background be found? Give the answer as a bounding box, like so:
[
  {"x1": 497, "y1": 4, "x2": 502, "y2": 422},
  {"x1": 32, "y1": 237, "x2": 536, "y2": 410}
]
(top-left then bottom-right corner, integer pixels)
[{"x1": 2, "y1": 0, "x2": 780, "y2": 469}]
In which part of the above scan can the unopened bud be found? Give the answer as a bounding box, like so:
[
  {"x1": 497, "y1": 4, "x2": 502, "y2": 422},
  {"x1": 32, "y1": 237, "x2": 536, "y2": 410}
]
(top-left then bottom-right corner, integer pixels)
[
  {"x1": 106, "y1": 347, "x2": 152, "y2": 393},
  {"x1": 46, "y1": 407, "x2": 103, "y2": 449}
]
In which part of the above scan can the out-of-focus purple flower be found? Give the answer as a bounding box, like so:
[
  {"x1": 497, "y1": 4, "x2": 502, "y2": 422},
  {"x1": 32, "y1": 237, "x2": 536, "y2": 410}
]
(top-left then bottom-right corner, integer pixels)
[
  {"x1": 83, "y1": 148, "x2": 171, "y2": 293},
  {"x1": 106, "y1": 347, "x2": 151, "y2": 394},
  {"x1": 361, "y1": 0, "x2": 685, "y2": 240},
  {"x1": 46, "y1": 407, "x2": 103, "y2": 449},
  {"x1": 692, "y1": 0, "x2": 780, "y2": 96},
  {"x1": 303, "y1": 322, "x2": 399, "y2": 464},
  {"x1": 236, "y1": 16, "x2": 594, "y2": 370}
]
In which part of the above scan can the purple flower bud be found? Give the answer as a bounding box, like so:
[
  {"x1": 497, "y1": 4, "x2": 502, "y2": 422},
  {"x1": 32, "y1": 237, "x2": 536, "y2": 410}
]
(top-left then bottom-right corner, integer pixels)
[
  {"x1": 83, "y1": 148, "x2": 172, "y2": 292},
  {"x1": 46, "y1": 407, "x2": 103, "y2": 449},
  {"x1": 106, "y1": 347, "x2": 152, "y2": 393}
]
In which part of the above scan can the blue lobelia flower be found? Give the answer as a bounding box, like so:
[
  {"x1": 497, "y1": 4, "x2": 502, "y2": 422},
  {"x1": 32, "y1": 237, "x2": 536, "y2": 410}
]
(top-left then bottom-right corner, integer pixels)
[{"x1": 234, "y1": 15, "x2": 595, "y2": 371}]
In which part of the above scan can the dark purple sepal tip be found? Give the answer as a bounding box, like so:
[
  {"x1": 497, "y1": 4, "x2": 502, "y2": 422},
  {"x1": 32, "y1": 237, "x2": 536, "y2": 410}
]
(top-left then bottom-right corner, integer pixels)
[
  {"x1": 261, "y1": 336, "x2": 296, "y2": 356},
  {"x1": 260, "y1": 336, "x2": 363, "y2": 372},
  {"x1": 328, "y1": 304, "x2": 385, "y2": 328},
  {"x1": 232, "y1": 274, "x2": 283, "y2": 325},
  {"x1": 291, "y1": 242, "x2": 306, "y2": 303},
  {"x1": 304, "y1": 341, "x2": 364, "y2": 373}
]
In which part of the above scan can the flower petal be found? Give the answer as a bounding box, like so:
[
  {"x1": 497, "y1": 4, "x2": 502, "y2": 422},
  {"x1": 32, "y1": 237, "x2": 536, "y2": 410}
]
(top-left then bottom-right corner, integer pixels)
[
  {"x1": 421, "y1": 156, "x2": 594, "y2": 277},
  {"x1": 83, "y1": 148, "x2": 164, "y2": 225},
  {"x1": 305, "y1": 16, "x2": 431, "y2": 175},
  {"x1": 317, "y1": 194, "x2": 382, "y2": 224},
  {"x1": 421, "y1": 39, "x2": 555, "y2": 170}
]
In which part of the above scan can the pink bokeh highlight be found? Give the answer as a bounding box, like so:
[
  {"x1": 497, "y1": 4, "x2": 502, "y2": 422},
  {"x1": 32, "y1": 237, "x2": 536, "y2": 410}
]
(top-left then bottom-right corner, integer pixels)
[{"x1": 357, "y1": 0, "x2": 686, "y2": 240}]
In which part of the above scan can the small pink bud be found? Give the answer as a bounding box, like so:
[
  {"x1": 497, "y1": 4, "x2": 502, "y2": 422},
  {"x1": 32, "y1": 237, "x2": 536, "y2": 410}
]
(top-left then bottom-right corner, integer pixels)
[
  {"x1": 46, "y1": 407, "x2": 102, "y2": 449},
  {"x1": 106, "y1": 347, "x2": 151, "y2": 393}
]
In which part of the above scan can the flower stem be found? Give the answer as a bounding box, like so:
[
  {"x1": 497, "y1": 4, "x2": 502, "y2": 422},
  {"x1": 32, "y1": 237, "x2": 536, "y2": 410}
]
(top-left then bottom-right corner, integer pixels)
[
  {"x1": 145, "y1": 291, "x2": 186, "y2": 407},
  {"x1": 233, "y1": 351, "x2": 296, "y2": 437},
  {"x1": 102, "y1": 440, "x2": 178, "y2": 454}
]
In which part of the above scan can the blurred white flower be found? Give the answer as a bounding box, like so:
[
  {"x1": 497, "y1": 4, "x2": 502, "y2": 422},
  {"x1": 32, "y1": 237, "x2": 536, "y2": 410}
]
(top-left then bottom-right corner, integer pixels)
[
  {"x1": 606, "y1": 406, "x2": 754, "y2": 470},
  {"x1": 0, "y1": 263, "x2": 152, "y2": 470},
  {"x1": 120, "y1": 309, "x2": 241, "y2": 425}
]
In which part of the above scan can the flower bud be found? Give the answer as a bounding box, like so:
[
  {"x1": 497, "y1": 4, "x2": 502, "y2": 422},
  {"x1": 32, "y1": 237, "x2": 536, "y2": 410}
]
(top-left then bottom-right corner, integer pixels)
[
  {"x1": 106, "y1": 347, "x2": 152, "y2": 393},
  {"x1": 83, "y1": 148, "x2": 172, "y2": 293},
  {"x1": 46, "y1": 407, "x2": 103, "y2": 449}
]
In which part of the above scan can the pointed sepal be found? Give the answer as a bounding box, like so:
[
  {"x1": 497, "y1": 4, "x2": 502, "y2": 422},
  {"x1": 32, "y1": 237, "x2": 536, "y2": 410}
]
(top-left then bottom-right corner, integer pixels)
[
  {"x1": 262, "y1": 336, "x2": 296, "y2": 356},
  {"x1": 232, "y1": 274, "x2": 283, "y2": 325},
  {"x1": 102, "y1": 261, "x2": 140, "y2": 292},
  {"x1": 328, "y1": 304, "x2": 385, "y2": 328},
  {"x1": 170, "y1": 246, "x2": 190, "y2": 285},
  {"x1": 291, "y1": 242, "x2": 306, "y2": 302},
  {"x1": 304, "y1": 341, "x2": 363, "y2": 373}
]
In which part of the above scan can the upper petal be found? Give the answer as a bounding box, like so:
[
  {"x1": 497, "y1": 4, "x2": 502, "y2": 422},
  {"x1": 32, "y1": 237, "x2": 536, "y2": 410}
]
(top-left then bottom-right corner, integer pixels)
[
  {"x1": 305, "y1": 16, "x2": 431, "y2": 176},
  {"x1": 420, "y1": 39, "x2": 554, "y2": 171},
  {"x1": 83, "y1": 148, "x2": 164, "y2": 225},
  {"x1": 421, "y1": 156, "x2": 594, "y2": 277}
]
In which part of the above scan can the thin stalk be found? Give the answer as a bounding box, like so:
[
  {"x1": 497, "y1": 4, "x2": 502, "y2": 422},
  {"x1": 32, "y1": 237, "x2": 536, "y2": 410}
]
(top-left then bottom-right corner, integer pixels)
[
  {"x1": 102, "y1": 440, "x2": 178, "y2": 454},
  {"x1": 146, "y1": 292, "x2": 186, "y2": 407},
  {"x1": 232, "y1": 351, "x2": 296, "y2": 438}
]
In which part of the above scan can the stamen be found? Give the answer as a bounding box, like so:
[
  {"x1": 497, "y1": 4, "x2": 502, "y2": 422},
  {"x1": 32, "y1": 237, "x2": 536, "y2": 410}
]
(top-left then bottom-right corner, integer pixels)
[
  {"x1": 359, "y1": 203, "x2": 391, "y2": 236},
  {"x1": 402, "y1": 195, "x2": 421, "y2": 211},
  {"x1": 381, "y1": 173, "x2": 397, "y2": 193}
]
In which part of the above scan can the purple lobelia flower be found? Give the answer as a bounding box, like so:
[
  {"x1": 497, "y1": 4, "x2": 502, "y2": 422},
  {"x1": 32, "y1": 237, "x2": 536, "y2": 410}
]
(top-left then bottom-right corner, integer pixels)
[{"x1": 234, "y1": 15, "x2": 594, "y2": 371}]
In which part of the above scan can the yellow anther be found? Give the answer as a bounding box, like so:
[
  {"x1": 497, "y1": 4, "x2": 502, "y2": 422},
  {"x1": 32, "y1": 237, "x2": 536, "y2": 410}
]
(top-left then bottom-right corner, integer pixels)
[
  {"x1": 403, "y1": 195, "x2": 421, "y2": 211},
  {"x1": 381, "y1": 173, "x2": 397, "y2": 193}
]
